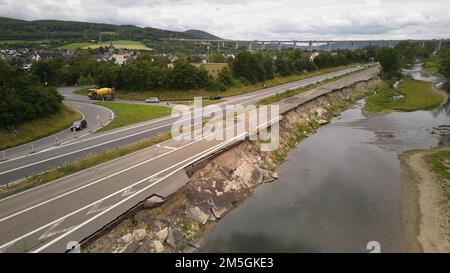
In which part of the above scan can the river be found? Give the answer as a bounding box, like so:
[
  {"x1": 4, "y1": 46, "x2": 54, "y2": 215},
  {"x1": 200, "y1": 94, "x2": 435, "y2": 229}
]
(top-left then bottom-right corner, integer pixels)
[{"x1": 201, "y1": 64, "x2": 449, "y2": 253}]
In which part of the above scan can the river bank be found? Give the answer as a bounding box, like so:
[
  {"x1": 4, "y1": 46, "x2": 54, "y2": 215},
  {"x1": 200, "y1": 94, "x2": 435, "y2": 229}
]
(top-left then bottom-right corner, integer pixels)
[
  {"x1": 83, "y1": 75, "x2": 381, "y2": 253},
  {"x1": 401, "y1": 144, "x2": 450, "y2": 252}
]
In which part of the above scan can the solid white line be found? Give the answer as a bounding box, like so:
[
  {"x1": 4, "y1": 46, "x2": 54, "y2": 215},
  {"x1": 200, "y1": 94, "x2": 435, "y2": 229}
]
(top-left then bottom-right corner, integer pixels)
[
  {"x1": 31, "y1": 133, "x2": 245, "y2": 253},
  {"x1": 0, "y1": 138, "x2": 202, "y2": 223},
  {"x1": 0, "y1": 134, "x2": 240, "y2": 252},
  {"x1": 0, "y1": 131, "x2": 196, "y2": 203},
  {"x1": 0, "y1": 101, "x2": 114, "y2": 163}
]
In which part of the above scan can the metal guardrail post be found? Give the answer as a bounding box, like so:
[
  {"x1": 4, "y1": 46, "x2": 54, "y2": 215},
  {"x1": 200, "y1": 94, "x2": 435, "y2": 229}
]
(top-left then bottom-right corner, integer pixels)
[{"x1": 30, "y1": 143, "x2": 35, "y2": 154}]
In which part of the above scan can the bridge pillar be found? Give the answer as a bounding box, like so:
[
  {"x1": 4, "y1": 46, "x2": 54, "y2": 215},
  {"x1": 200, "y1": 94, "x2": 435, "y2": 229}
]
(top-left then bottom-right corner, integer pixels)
[
  {"x1": 326, "y1": 42, "x2": 331, "y2": 51},
  {"x1": 368, "y1": 41, "x2": 373, "y2": 46},
  {"x1": 437, "y1": 41, "x2": 442, "y2": 51},
  {"x1": 351, "y1": 41, "x2": 356, "y2": 51},
  {"x1": 308, "y1": 41, "x2": 313, "y2": 52},
  {"x1": 261, "y1": 41, "x2": 266, "y2": 50},
  {"x1": 278, "y1": 41, "x2": 282, "y2": 52},
  {"x1": 421, "y1": 41, "x2": 425, "y2": 48},
  {"x1": 217, "y1": 40, "x2": 220, "y2": 53},
  {"x1": 293, "y1": 41, "x2": 297, "y2": 48},
  {"x1": 235, "y1": 42, "x2": 239, "y2": 49},
  {"x1": 222, "y1": 41, "x2": 225, "y2": 48},
  {"x1": 249, "y1": 42, "x2": 253, "y2": 52}
]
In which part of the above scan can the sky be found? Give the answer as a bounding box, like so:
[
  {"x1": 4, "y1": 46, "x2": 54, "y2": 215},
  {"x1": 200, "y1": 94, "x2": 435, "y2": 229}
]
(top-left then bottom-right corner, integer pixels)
[{"x1": 0, "y1": 0, "x2": 449, "y2": 40}]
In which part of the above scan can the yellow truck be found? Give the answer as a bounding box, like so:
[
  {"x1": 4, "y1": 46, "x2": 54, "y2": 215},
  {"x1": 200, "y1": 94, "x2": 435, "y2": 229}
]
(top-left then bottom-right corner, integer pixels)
[{"x1": 87, "y1": 88, "x2": 115, "y2": 101}]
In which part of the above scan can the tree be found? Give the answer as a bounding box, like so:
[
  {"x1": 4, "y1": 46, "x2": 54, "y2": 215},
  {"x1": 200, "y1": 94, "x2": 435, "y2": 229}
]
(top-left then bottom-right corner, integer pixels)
[
  {"x1": 30, "y1": 58, "x2": 65, "y2": 86},
  {"x1": 209, "y1": 53, "x2": 226, "y2": 63},
  {"x1": 231, "y1": 51, "x2": 266, "y2": 83},
  {"x1": 376, "y1": 47, "x2": 402, "y2": 80},
  {"x1": 0, "y1": 60, "x2": 63, "y2": 130}
]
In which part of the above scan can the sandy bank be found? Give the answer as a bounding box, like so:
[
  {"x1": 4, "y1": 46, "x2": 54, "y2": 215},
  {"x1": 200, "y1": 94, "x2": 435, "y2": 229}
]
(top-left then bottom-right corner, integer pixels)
[{"x1": 401, "y1": 145, "x2": 450, "y2": 253}]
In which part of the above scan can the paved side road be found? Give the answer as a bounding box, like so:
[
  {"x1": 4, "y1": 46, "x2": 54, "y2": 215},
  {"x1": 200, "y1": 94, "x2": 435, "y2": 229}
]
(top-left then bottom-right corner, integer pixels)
[
  {"x1": 0, "y1": 66, "x2": 365, "y2": 185},
  {"x1": 0, "y1": 99, "x2": 113, "y2": 162},
  {"x1": 0, "y1": 67, "x2": 379, "y2": 253}
]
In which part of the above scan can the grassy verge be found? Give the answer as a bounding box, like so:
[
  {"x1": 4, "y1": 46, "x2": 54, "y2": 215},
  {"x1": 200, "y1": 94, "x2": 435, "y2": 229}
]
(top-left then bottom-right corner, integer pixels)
[
  {"x1": 364, "y1": 77, "x2": 446, "y2": 113},
  {"x1": 174, "y1": 100, "x2": 225, "y2": 106},
  {"x1": 0, "y1": 105, "x2": 81, "y2": 151},
  {"x1": 0, "y1": 132, "x2": 172, "y2": 200},
  {"x1": 256, "y1": 68, "x2": 366, "y2": 106},
  {"x1": 424, "y1": 151, "x2": 450, "y2": 201},
  {"x1": 424, "y1": 55, "x2": 443, "y2": 77},
  {"x1": 94, "y1": 102, "x2": 172, "y2": 132},
  {"x1": 56, "y1": 40, "x2": 152, "y2": 51},
  {"x1": 112, "y1": 65, "x2": 359, "y2": 101}
]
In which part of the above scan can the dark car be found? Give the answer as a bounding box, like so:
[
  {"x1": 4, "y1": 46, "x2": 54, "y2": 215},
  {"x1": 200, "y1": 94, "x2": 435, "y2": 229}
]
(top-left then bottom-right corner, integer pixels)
[
  {"x1": 209, "y1": 96, "x2": 222, "y2": 101},
  {"x1": 70, "y1": 119, "x2": 87, "y2": 131}
]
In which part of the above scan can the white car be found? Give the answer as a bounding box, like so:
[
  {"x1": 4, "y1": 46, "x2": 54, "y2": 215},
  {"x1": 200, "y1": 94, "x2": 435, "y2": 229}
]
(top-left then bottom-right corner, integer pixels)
[{"x1": 145, "y1": 97, "x2": 160, "y2": 103}]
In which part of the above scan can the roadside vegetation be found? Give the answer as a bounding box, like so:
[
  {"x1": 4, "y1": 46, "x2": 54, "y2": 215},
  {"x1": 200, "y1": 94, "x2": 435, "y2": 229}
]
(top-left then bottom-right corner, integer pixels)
[
  {"x1": 0, "y1": 132, "x2": 172, "y2": 200},
  {"x1": 256, "y1": 68, "x2": 367, "y2": 106},
  {"x1": 0, "y1": 60, "x2": 67, "y2": 142},
  {"x1": 365, "y1": 77, "x2": 445, "y2": 113},
  {"x1": 0, "y1": 105, "x2": 80, "y2": 150},
  {"x1": 424, "y1": 150, "x2": 450, "y2": 201},
  {"x1": 94, "y1": 102, "x2": 172, "y2": 132}
]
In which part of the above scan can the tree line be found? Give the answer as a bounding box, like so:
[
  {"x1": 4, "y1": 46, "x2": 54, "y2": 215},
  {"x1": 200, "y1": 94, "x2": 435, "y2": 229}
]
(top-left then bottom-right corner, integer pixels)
[{"x1": 27, "y1": 48, "x2": 370, "y2": 93}]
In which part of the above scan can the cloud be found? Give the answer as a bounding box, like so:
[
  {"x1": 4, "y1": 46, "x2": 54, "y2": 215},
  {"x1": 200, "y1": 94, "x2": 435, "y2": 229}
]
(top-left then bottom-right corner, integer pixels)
[{"x1": 0, "y1": 0, "x2": 449, "y2": 39}]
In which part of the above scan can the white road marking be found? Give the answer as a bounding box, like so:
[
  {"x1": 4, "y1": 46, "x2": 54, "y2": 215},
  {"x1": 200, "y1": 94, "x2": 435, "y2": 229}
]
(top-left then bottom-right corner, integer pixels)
[
  {"x1": 86, "y1": 202, "x2": 113, "y2": 215},
  {"x1": 31, "y1": 132, "x2": 246, "y2": 253},
  {"x1": 38, "y1": 219, "x2": 77, "y2": 240},
  {"x1": 0, "y1": 138, "x2": 202, "y2": 222},
  {"x1": 0, "y1": 133, "x2": 242, "y2": 252}
]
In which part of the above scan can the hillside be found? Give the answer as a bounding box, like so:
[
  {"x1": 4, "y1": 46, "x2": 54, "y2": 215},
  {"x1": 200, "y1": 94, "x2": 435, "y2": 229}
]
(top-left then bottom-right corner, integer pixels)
[
  {"x1": 183, "y1": 29, "x2": 222, "y2": 40},
  {"x1": 0, "y1": 17, "x2": 217, "y2": 42}
]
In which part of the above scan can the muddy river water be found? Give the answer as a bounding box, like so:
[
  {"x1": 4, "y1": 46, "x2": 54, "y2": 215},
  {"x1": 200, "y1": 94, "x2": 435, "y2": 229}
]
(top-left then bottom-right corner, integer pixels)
[{"x1": 201, "y1": 64, "x2": 449, "y2": 253}]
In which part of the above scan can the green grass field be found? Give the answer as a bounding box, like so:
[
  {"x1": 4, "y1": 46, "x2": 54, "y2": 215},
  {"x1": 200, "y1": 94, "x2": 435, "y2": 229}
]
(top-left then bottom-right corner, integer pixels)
[
  {"x1": 56, "y1": 42, "x2": 95, "y2": 50},
  {"x1": 0, "y1": 105, "x2": 81, "y2": 150},
  {"x1": 424, "y1": 55, "x2": 443, "y2": 77},
  {"x1": 94, "y1": 102, "x2": 172, "y2": 132},
  {"x1": 425, "y1": 150, "x2": 450, "y2": 201},
  {"x1": 56, "y1": 40, "x2": 152, "y2": 50},
  {"x1": 364, "y1": 77, "x2": 446, "y2": 113},
  {"x1": 114, "y1": 65, "x2": 359, "y2": 101},
  {"x1": 0, "y1": 40, "x2": 47, "y2": 45}
]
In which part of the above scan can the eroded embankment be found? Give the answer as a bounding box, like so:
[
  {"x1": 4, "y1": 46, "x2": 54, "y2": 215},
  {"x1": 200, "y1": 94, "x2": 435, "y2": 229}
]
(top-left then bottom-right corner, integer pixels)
[
  {"x1": 401, "y1": 145, "x2": 450, "y2": 253},
  {"x1": 83, "y1": 78, "x2": 381, "y2": 253}
]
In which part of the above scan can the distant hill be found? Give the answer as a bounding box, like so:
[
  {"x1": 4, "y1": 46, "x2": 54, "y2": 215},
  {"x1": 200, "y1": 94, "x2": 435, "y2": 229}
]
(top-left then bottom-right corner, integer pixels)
[
  {"x1": 183, "y1": 29, "x2": 222, "y2": 40},
  {"x1": 0, "y1": 17, "x2": 218, "y2": 42}
]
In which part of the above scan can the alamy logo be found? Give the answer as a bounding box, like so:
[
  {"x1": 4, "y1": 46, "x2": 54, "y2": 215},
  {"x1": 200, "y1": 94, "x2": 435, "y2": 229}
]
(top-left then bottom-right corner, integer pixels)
[{"x1": 170, "y1": 97, "x2": 280, "y2": 151}]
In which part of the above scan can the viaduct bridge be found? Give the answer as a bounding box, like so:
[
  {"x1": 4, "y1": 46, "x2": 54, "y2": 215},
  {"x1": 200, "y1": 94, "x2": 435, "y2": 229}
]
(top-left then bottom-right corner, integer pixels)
[{"x1": 162, "y1": 38, "x2": 448, "y2": 52}]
